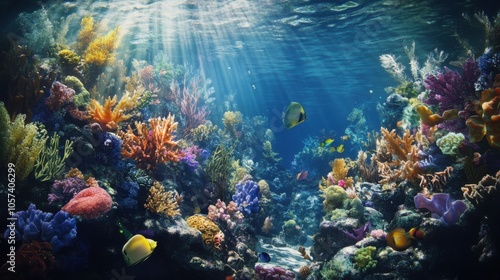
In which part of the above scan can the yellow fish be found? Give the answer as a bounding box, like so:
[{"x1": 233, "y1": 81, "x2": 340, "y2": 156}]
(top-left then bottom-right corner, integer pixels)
[
  {"x1": 320, "y1": 138, "x2": 334, "y2": 147},
  {"x1": 122, "y1": 234, "x2": 157, "y2": 266},
  {"x1": 282, "y1": 102, "x2": 306, "y2": 129},
  {"x1": 336, "y1": 144, "x2": 345, "y2": 153}
]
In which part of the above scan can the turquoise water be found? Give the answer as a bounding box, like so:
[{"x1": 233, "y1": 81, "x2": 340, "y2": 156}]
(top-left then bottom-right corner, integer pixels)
[{"x1": 1, "y1": 0, "x2": 500, "y2": 279}]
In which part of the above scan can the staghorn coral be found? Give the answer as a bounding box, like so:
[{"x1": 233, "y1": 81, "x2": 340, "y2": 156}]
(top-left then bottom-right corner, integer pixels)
[
  {"x1": 144, "y1": 181, "x2": 180, "y2": 218},
  {"x1": 120, "y1": 115, "x2": 182, "y2": 170},
  {"x1": 83, "y1": 26, "x2": 120, "y2": 66},
  {"x1": 376, "y1": 128, "x2": 421, "y2": 185},
  {"x1": 461, "y1": 170, "x2": 500, "y2": 208},
  {"x1": 34, "y1": 132, "x2": 74, "y2": 182},
  {"x1": 0, "y1": 102, "x2": 48, "y2": 181},
  {"x1": 87, "y1": 90, "x2": 142, "y2": 131},
  {"x1": 186, "y1": 214, "x2": 225, "y2": 252}
]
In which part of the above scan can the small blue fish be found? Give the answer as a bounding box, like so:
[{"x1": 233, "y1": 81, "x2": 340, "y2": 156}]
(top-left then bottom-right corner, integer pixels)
[{"x1": 258, "y1": 252, "x2": 271, "y2": 263}]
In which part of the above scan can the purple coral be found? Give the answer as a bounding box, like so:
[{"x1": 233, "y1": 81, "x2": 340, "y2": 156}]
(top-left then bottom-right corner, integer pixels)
[
  {"x1": 423, "y1": 58, "x2": 480, "y2": 113},
  {"x1": 207, "y1": 199, "x2": 243, "y2": 232},
  {"x1": 414, "y1": 193, "x2": 468, "y2": 225},
  {"x1": 45, "y1": 82, "x2": 75, "y2": 110},
  {"x1": 180, "y1": 145, "x2": 202, "y2": 171},
  {"x1": 343, "y1": 222, "x2": 370, "y2": 241},
  {"x1": 232, "y1": 180, "x2": 261, "y2": 214},
  {"x1": 48, "y1": 177, "x2": 88, "y2": 204}
]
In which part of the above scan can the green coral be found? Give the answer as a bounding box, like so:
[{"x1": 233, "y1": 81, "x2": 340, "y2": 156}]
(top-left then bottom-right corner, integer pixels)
[
  {"x1": 320, "y1": 254, "x2": 351, "y2": 279},
  {"x1": 345, "y1": 197, "x2": 365, "y2": 221},
  {"x1": 321, "y1": 185, "x2": 347, "y2": 212},
  {"x1": 436, "y1": 132, "x2": 465, "y2": 155},
  {"x1": 354, "y1": 246, "x2": 377, "y2": 272},
  {"x1": 34, "y1": 133, "x2": 74, "y2": 182},
  {"x1": 395, "y1": 81, "x2": 419, "y2": 98},
  {"x1": 64, "y1": 76, "x2": 90, "y2": 107},
  {"x1": 0, "y1": 102, "x2": 48, "y2": 181}
]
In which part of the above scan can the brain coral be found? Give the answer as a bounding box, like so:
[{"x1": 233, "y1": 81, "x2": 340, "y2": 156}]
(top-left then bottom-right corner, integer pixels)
[{"x1": 186, "y1": 214, "x2": 224, "y2": 251}]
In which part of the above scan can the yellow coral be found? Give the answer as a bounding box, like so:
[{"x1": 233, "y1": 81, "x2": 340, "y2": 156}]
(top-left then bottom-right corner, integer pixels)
[
  {"x1": 76, "y1": 15, "x2": 97, "y2": 53},
  {"x1": 263, "y1": 141, "x2": 282, "y2": 162},
  {"x1": 188, "y1": 121, "x2": 218, "y2": 142},
  {"x1": 58, "y1": 49, "x2": 81, "y2": 65},
  {"x1": 186, "y1": 214, "x2": 224, "y2": 251},
  {"x1": 84, "y1": 27, "x2": 120, "y2": 66},
  {"x1": 144, "y1": 181, "x2": 181, "y2": 218},
  {"x1": 222, "y1": 111, "x2": 242, "y2": 136}
]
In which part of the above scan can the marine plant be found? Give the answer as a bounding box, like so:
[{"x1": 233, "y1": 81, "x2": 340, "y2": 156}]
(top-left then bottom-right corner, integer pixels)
[
  {"x1": 0, "y1": 102, "x2": 48, "y2": 181},
  {"x1": 75, "y1": 15, "x2": 97, "y2": 53},
  {"x1": 16, "y1": 8, "x2": 55, "y2": 54},
  {"x1": 58, "y1": 49, "x2": 81, "y2": 66},
  {"x1": 354, "y1": 246, "x2": 377, "y2": 272},
  {"x1": 144, "y1": 181, "x2": 181, "y2": 218},
  {"x1": 120, "y1": 115, "x2": 182, "y2": 170},
  {"x1": 34, "y1": 132, "x2": 74, "y2": 182},
  {"x1": 205, "y1": 143, "x2": 235, "y2": 201},
  {"x1": 83, "y1": 26, "x2": 120, "y2": 66}
]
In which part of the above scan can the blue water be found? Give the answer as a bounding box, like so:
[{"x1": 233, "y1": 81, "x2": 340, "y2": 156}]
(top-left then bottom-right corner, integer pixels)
[{"x1": 1, "y1": 0, "x2": 500, "y2": 279}]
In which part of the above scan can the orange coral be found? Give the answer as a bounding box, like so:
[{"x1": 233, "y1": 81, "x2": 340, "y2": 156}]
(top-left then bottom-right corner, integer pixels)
[
  {"x1": 466, "y1": 86, "x2": 500, "y2": 148},
  {"x1": 376, "y1": 128, "x2": 420, "y2": 184},
  {"x1": 416, "y1": 104, "x2": 458, "y2": 127},
  {"x1": 87, "y1": 91, "x2": 141, "y2": 131},
  {"x1": 120, "y1": 115, "x2": 182, "y2": 170}
]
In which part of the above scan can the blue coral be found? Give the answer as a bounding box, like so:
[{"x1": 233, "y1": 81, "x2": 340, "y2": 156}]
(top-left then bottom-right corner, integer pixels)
[
  {"x1": 232, "y1": 180, "x2": 261, "y2": 214},
  {"x1": 94, "y1": 132, "x2": 123, "y2": 166},
  {"x1": 4, "y1": 204, "x2": 77, "y2": 252},
  {"x1": 116, "y1": 180, "x2": 140, "y2": 210}
]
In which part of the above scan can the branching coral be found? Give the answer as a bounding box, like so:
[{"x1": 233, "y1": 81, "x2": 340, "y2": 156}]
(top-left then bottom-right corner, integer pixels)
[
  {"x1": 120, "y1": 115, "x2": 182, "y2": 170},
  {"x1": 87, "y1": 90, "x2": 142, "y2": 131},
  {"x1": 144, "y1": 181, "x2": 181, "y2": 218},
  {"x1": 187, "y1": 121, "x2": 218, "y2": 142},
  {"x1": 320, "y1": 158, "x2": 354, "y2": 190},
  {"x1": 0, "y1": 102, "x2": 48, "y2": 181},
  {"x1": 34, "y1": 132, "x2": 74, "y2": 182},
  {"x1": 418, "y1": 166, "x2": 453, "y2": 193},
  {"x1": 375, "y1": 128, "x2": 421, "y2": 184}
]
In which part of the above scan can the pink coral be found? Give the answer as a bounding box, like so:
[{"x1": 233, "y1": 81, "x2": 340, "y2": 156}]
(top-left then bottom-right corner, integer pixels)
[
  {"x1": 207, "y1": 199, "x2": 243, "y2": 232},
  {"x1": 46, "y1": 82, "x2": 75, "y2": 111},
  {"x1": 62, "y1": 186, "x2": 112, "y2": 219}
]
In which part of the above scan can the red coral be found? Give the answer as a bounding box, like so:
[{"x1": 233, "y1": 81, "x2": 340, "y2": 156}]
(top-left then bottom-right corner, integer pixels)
[
  {"x1": 14, "y1": 241, "x2": 55, "y2": 279},
  {"x1": 62, "y1": 186, "x2": 112, "y2": 219}
]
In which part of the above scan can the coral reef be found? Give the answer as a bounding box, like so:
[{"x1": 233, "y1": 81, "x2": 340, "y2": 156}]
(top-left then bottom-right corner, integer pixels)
[
  {"x1": 144, "y1": 181, "x2": 181, "y2": 218},
  {"x1": 207, "y1": 199, "x2": 243, "y2": 232},
  {"x1": 354, "y1": 246, "x2": 377, "y2": 272},
  {"x1": 120, "y1": 115, "x2": 182, "y2": 170}
]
